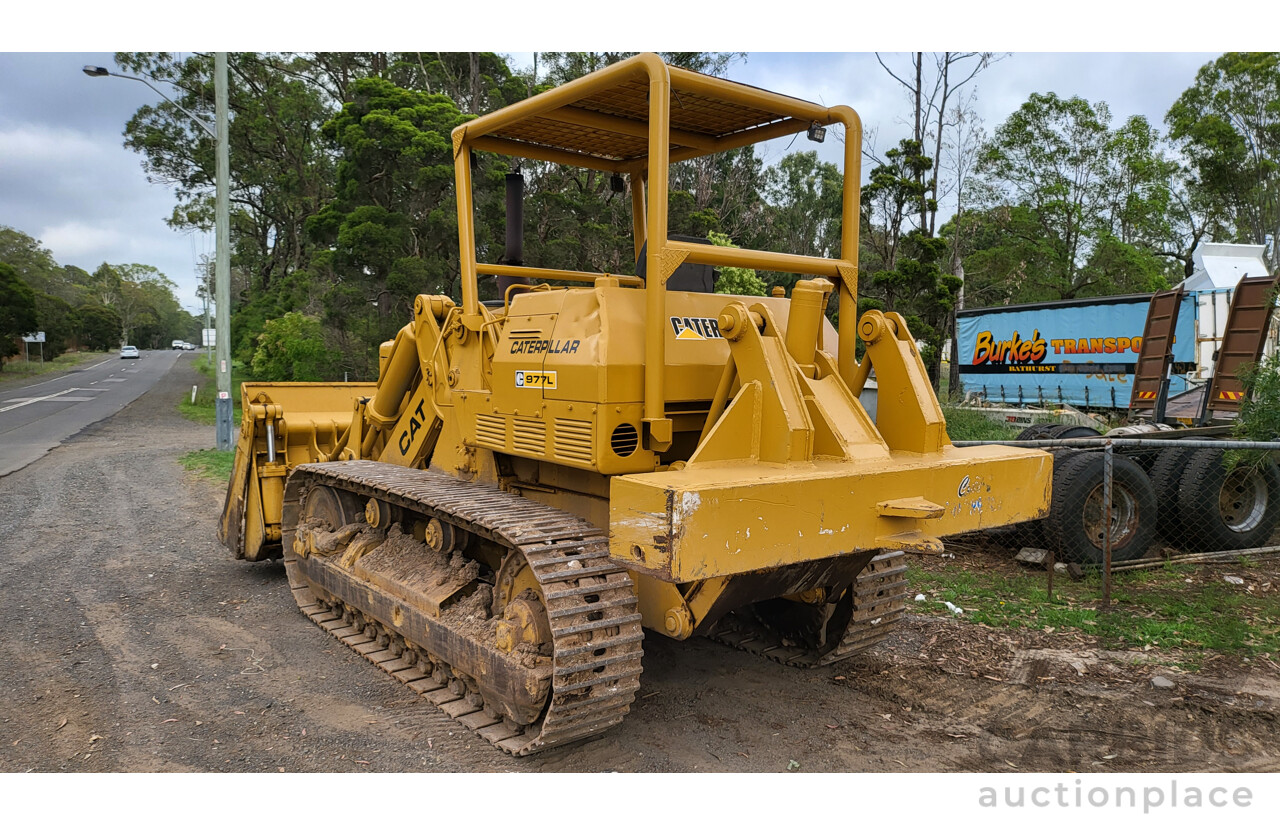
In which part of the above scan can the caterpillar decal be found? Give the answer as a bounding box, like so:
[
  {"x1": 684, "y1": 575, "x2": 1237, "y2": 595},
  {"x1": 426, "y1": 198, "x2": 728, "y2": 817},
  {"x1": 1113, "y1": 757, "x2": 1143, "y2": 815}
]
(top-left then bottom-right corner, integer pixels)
[{"x1": 669, "y1": 316, "x2": 724, "y2": 340}]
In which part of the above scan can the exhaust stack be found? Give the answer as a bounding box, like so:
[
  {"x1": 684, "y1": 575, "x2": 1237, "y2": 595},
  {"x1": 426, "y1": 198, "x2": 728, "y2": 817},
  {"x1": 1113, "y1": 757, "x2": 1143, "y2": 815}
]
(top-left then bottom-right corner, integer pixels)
[{"x1": 496, "y1": 170, "x2": 529, "y2": 302}]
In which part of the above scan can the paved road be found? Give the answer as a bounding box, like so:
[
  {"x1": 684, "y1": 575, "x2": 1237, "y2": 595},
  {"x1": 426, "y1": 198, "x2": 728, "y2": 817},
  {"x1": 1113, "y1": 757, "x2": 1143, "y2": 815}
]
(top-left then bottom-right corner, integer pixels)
[{"x1": 0, "y1": 350, "x2": 182, "y2": 477}]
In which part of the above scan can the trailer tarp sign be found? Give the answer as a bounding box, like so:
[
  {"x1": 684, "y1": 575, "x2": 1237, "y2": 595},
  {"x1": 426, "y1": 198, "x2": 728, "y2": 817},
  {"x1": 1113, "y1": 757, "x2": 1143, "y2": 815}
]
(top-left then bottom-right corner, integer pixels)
[{"x1": 957, "y1": 294, "x2": 1196, "y2": 408}]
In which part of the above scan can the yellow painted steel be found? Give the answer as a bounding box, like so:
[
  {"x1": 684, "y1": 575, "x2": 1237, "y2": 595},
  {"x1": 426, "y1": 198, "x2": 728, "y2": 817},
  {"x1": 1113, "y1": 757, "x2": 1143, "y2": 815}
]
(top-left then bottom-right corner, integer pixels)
[
  {"x1": 219, "y1": 382, "x2": 373, "y2": 561},
  {"x1": 477, "y1": 262, "x2": 643, "y2": 287},
  {"x1": 220, "y1": 54, "x2": 1052, "y2": 648},
  {"x1": 643, "y1": 61, "x2": 673, "y2": 452},
  {"x1": 611, "y1": 447, "x2": 1050, "y2": 582}
]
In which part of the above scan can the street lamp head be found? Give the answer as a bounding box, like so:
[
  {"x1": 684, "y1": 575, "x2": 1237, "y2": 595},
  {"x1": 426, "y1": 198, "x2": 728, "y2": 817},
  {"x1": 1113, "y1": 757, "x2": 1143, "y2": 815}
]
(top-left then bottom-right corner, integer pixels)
[{"x1": 82, "y1": 66, "x2": 110, "y2": 77}]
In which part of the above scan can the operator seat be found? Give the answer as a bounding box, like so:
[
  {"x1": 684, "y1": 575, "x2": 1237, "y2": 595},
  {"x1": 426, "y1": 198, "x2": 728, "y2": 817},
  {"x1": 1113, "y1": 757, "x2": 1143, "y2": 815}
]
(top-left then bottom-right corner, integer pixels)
[{"x1": 635, "y1": 234, "x2": 718, "y2": 293}]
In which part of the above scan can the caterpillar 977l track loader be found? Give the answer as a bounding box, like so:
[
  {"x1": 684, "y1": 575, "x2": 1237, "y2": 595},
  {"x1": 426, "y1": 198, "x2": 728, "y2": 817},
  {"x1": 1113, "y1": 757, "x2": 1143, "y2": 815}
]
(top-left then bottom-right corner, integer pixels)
[{"x1": 219, "y1": 54, "x2": 1052, "y2": 755}]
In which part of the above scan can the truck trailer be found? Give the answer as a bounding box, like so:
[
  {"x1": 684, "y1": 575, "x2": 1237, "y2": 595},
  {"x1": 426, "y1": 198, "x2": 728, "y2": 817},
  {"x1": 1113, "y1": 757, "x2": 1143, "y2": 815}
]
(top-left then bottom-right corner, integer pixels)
[{"x1": 957, "y1": 243, "x2": 1275, "y2": 411}]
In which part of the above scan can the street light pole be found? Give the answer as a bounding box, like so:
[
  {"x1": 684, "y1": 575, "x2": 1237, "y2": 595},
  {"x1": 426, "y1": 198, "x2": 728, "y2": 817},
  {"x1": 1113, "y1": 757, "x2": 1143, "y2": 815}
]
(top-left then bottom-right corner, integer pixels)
[
  {"x1": 213, "y1": 52, "x2": 233, "y2": 451},
  {"x1": 84, "y1": 58, "x2": 233, "y2": 450},
  {"x1": 81, "y1": 65, "x2": 215, "y2": 140}
]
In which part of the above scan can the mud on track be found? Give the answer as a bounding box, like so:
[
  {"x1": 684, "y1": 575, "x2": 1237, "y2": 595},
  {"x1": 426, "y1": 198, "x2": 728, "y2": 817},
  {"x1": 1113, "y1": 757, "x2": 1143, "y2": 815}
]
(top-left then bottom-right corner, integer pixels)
[{"x1": 1, "y1": 355, "x2": 1277, "y2": 772}]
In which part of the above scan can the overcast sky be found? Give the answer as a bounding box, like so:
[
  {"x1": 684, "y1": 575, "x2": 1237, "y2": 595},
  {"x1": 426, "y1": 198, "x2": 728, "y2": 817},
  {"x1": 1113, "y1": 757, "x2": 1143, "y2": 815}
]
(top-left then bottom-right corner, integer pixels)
[{"x1": 0, "y1": 4, "x2": 1234, "y2": 313}]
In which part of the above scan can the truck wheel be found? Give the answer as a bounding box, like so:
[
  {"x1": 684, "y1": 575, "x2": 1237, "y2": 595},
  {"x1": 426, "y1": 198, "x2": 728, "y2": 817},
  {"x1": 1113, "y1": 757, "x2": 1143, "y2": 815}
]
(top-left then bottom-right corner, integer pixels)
[
  {"x1": 1044, "y1": 450, "x2": 1156, "y2": 564},
  {"x1": 1024, "y1": 448, "x2": 1080, "y2": 554},
  {"x1": 1008, "y1": 445, "x2": 1073, "y2": 551},
  {"x1": 1015, "y1": 423, "x2": 1057, "y2": 442},
  {"x1": 1178, "y1": 449, "x2": 1280, "y2": 552},
  {"x1": 1148, "y1": 447, "x2": 1195, "y2": 545},
  {"x1": 1045, "y1": 424, "x2": 1100, "y2": 441}
]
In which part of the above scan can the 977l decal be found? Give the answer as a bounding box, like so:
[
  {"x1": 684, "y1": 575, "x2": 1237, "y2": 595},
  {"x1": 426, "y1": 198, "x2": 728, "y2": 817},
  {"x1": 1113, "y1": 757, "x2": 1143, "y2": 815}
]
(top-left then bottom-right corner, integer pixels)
[{"x1": 515, "y1": 370, "x2": 557, "y2": 389}]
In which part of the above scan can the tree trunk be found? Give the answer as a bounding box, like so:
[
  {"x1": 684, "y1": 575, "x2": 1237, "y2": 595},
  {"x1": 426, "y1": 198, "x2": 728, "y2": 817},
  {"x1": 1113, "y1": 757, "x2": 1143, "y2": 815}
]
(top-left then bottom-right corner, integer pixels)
[
  {"x1": 914, "y1": 53, "x2": 928, "y2": 233},
  {"x1": 928, "y1": 54, "x2": 952, "y2": 239},
  {"x1": 469, "y1": 52, "x2": 481, "y2": 114},
  {"x1": 948, "y1": 259, "x2": 965, "y2": 401}
]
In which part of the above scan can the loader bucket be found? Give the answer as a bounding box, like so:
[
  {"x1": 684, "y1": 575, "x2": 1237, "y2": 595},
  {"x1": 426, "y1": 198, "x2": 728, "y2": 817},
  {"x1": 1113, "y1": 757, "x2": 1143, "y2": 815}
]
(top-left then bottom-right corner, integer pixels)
[{"x1": 218, "y1": 381, "x2": 375, "y2": 561}]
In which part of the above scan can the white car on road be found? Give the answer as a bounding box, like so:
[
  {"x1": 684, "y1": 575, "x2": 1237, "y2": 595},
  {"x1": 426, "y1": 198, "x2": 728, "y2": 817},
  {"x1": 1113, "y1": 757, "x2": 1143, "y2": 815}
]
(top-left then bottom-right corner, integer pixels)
[{"x1": 120, "y1": 346, "x2": 140, "y2": 359}]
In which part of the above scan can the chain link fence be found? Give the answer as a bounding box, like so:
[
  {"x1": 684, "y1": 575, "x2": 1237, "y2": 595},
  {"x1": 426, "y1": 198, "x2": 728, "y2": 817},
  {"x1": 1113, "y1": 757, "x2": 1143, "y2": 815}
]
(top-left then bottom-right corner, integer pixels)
[{"x1": 952, "y1": 436, "x2": 1280, "y2": 607}]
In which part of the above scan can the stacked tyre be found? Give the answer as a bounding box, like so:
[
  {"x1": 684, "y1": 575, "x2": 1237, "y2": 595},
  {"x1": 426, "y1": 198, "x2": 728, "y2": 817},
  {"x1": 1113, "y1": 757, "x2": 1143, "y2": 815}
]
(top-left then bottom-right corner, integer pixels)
[
  {"x1": 1014, "y1": 422, "x2": 1100, "y2": 443},
  {"x1": 1150, "y1": 447, "x2": 1280, "y2": 552}
]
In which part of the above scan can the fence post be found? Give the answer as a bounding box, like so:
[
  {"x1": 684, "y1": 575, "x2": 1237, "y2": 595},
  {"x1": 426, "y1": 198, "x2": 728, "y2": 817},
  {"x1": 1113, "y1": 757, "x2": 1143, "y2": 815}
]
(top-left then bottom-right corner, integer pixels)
[{"x1": 1102, "y1": 439, "x2": 1113, "y2": 611}]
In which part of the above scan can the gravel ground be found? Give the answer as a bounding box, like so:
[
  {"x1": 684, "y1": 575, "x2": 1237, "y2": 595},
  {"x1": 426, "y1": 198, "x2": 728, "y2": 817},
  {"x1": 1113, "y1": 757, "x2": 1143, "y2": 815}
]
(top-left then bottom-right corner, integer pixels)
[{"x1": 2, "y1": 355, "x2": 1277, "y2": 773}]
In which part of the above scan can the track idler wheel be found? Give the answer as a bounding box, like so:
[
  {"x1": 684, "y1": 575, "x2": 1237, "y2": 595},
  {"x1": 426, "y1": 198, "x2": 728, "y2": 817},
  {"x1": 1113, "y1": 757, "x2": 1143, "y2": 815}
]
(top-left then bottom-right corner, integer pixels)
[{"x1": 492, "y1": 550, "x2": 552, "y2": 655}]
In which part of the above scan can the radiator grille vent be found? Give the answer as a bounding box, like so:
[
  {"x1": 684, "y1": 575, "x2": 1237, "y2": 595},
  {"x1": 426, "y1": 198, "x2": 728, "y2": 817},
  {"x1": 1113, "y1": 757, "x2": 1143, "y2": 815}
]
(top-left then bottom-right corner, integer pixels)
[
  {"x1": 553, "y1": 418, "x2": 594, "y2": 463},
  {"x1": 475, "y1": 414, "x2": 506, "y2": 450},
  {"x1": 512, "y1": 416, "x2": 548, "y2": 454}
]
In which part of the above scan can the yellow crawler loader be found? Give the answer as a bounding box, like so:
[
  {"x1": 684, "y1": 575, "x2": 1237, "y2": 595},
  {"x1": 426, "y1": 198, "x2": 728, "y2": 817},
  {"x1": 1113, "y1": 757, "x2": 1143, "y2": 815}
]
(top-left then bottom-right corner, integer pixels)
[{"x1": 219, "y1": 54, "x2": 1052, "y2": 755}]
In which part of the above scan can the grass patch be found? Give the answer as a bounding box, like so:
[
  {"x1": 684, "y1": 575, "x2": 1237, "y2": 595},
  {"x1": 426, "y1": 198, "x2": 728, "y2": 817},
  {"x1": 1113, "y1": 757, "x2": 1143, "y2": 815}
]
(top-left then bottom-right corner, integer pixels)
[
  {"x1": 0, "y1": 350, "x2": 106, "y2": 385},
  {"x1": 179, "y1": 448, "x2": 236, "y2": 481},
  {"x1": 942, "y1": 406, "x2": 1023, "y2": 441},
  {"x1": 178, "y1": 357, "x2": 244, "y2": 426},
  {"x1": 908, "y1": 562, "x2": 1280, "y2": 659}
]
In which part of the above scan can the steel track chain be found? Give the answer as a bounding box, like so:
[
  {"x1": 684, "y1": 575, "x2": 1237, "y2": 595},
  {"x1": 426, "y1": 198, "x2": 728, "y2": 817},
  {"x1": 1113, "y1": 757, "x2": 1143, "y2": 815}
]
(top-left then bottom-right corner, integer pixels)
[
  {"x1": 280, "y1": 461, "x2": 643, "y2": 756},
  {"x1": 707, "y1": 551, "x2": 909, "y2": 667}
]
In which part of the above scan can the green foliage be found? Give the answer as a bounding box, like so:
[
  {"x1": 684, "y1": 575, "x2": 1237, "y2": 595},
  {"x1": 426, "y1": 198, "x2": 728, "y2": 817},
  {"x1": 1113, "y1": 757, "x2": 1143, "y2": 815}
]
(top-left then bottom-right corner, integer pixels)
[
  {"x1": 909, "y1": 562, "x2": 1280, "y2": 657},
  {"x1": 88, "y1": 262, "x2": 191, "y2": 348},
  {"x1": 968, "y1": 92, "x2": 1178, "y2": 304},
  {"x1": 940, "y1": 406, "x2": 1022, "y2": 441},
  {"x1": 1166, "y1": 53, "x2": 1280, "y2": 262},
  {"x1": 0, "y1": 262, "x2": 38, "y2": 366},
  {"x1": 78, "y1": 305, "x2": 123, "y2": 351},
  {"x1": 861, "y1": 140, "x2": 960, "y2": 380},
  {"x1": 2, "y1": 226, "x2": 197, "y2": 356},
  {"x1": 305, "y1": 76, "x2": 482, "y2": 371},
  {"x1": 707, "y1": 231, "x2": 767, "y2": 296},
  {"x1": 117, "y1": 53, "x2": 337, "y2": 295},
  {"x1": 0, "y1": 227, "x2": 62, "y2": 297},
  {"x1": 1235, "y1": 352, "x2": 1280, "y2": 441},
  {"x1": 179, "y1": 449, "x2": 236, "y2": 482},
  {"x1": 1228, "y1": 351, "x2": 1280, "y2": 470},
  {"x1": 755, "y1": 151, "x2": 843, "y2": 297},
  {"x1": 250, "y1": 312, "x2": 338, "y2": 381},
  {"x1": 33, "y1": 293, "x2": 74, "y2": 360},
  {"x1": 0, "y1": 350, "x2": 104, "y2": 385},
  {"x1": 181, "y1": 357, "x2": 246, "y2": 425}
]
